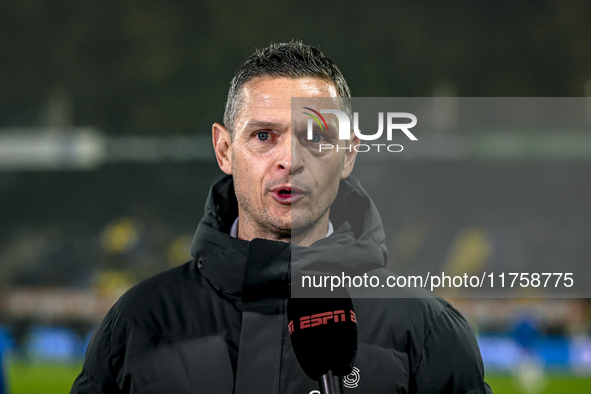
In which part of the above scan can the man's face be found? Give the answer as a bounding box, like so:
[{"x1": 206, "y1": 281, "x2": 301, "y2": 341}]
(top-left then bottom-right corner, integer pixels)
[{"x1": 213, "y1": 76, "x2": 357, "y2": 246}]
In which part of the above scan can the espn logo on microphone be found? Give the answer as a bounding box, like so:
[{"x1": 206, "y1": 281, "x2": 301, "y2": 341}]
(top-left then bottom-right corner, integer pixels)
[{"x1": 289, "y1": 310, "x2": 357, "y2": 336}]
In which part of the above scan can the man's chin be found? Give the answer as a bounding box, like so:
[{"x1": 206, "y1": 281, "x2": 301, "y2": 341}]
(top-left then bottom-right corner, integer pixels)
[
  {"x1": 267, "y1": 213, "x2": 309, "y2": 233},
  {"x1": 263, "y1": 214, "x2": 291, "y2": 236},
  {"x1": 265, "y1": 218, "x2": 313, "y2": 237},
  {"x1": 259, "y1": 208, "x2": 323, "y2": 239}
]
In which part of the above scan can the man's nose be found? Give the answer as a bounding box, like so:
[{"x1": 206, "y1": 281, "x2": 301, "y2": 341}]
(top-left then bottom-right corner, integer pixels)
[{"x1": 276, "y1": 135, "x2": 303, "y2": 175}]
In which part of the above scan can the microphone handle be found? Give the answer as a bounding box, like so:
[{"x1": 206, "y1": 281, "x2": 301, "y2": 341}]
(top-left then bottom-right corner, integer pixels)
[{"x1": 318, "y1": 371, "x2": 344, "y2": 394}]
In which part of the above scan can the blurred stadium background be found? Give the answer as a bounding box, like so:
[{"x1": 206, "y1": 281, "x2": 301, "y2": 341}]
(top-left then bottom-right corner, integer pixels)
[{"x1": 1, "y1": 1, "x2": 591, "y2": 393}]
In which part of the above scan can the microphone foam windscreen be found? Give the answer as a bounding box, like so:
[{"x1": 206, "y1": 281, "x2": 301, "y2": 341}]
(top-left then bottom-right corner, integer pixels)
[{"x1": 287, "y1": 286, "x2": 358, "y2": 380}]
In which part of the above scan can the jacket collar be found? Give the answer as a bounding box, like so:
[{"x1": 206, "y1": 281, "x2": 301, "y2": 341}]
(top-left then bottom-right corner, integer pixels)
[{"x1": 190, "y1": 175, "x2": 387, "y2": 299}]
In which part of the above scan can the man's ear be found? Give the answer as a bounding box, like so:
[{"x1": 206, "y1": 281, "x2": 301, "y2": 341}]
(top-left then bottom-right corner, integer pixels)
[
  {"x1": 340, "y1": 135, "x2": 360, "y2": 179},
  {"x1": 212, "y1": 123, "x2": 232, "y2": 175}
]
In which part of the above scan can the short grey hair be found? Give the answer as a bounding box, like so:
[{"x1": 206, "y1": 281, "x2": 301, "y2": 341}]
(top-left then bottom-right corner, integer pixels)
[{"x1": 223, "y1": 40, "x2": 351, "y2": 135}]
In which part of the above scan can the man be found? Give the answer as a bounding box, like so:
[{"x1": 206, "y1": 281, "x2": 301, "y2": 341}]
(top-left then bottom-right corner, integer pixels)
[{"x1": 71, "y1": 41, "x2": 492, "y2": 393}]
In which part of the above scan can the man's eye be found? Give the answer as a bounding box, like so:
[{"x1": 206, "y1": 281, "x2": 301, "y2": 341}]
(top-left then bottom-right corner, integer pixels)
[
  {"x1": 311, "y1": 134, "x2": 324, "y2": 143},
  {"x1": 256, "y1": 131, "x2": 269, "y2": 141}
]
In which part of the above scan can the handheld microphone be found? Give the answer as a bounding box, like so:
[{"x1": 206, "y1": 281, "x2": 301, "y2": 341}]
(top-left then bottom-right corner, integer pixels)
[{"x1": 288, "y1": 286, "x2": 358, "y2": 394}]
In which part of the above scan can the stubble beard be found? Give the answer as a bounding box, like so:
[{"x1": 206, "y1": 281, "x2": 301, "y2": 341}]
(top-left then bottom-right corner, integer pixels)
[{"x1": 233, "y1": 177, "x2": 338, "y2": 243}]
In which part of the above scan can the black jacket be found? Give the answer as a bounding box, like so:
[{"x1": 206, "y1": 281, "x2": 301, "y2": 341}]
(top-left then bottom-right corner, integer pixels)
[{"x1": 71, "y1": 175, "x2": 492, "y2": 394}]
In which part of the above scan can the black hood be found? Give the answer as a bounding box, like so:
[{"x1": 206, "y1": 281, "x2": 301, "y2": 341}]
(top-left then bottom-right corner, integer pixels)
[{"x1": 190, "y1": 175, "x2": 387, "y2": 298}]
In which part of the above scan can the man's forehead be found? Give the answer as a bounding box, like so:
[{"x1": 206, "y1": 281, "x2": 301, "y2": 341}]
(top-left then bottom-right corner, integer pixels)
[
  {"x1": 233, "y1": 77, "x2": 341, "y2": 132},
  {"x1": 241, "y1": 77, "x2": 338, "y2": 107}
]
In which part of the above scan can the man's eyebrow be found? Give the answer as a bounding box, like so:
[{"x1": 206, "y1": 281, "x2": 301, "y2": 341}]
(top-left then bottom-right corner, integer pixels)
[{"x1": 243, "y1": 120, "x2": 285, "y2": 129}]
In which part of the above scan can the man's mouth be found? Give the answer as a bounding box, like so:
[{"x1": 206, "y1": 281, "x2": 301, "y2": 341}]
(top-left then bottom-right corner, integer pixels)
[{"x1": 270, "y1": 186, "x2": 304, "y2": 204}]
